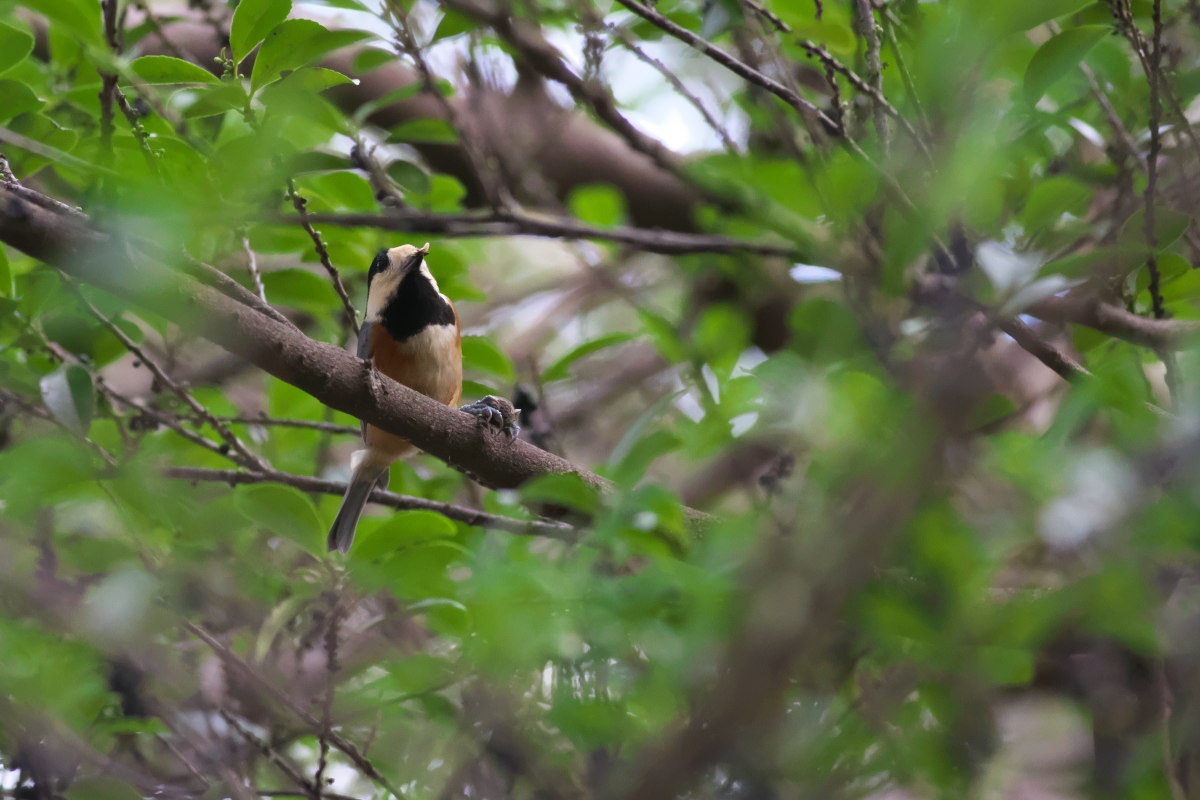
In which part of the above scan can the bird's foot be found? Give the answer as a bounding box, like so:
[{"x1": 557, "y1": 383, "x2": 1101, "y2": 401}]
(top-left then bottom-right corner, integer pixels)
[{"x1": 462, "y1": 395, "x2": 521, "y2": 440}]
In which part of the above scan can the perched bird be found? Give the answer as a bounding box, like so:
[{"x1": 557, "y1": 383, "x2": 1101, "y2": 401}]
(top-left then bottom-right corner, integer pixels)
[{"x1": 327, "y1": 243, "x2": 516, "y2": 554}]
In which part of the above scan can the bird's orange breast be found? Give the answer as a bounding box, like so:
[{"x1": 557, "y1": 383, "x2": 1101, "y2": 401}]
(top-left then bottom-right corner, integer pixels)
[{"x1": 365, "y1": 321, "x2": 462, "y2": 458}]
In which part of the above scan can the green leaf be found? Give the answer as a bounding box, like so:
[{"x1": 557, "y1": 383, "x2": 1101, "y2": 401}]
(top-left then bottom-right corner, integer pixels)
[
  {"x1": 315, "y1": 0, "x2": 372, "y2": 9},
  {"x1": 610, "y1": 428, "x2": 682, "y2": 485},
  {"x1": 353, "y1": 510, "x2": 457, "y2": 561},
  {"x1": 65, "y1": 778, "x2": 142, "y2": 800},
  {"x1": 1020, "y1": 176, "x2": 1093, "y2": 234},
  {"x1": 261, "y1": 268, "x2": 337, "y2": 311},
  {"x1": 353, "y1": 47, "x2": 396, "y2": 74},
  {"x1": 1141, "y1": 253, "x2": 1192, "y2": 297},
  {"x1": 462, "y1": 336, "x2": 515, "y2": 382},
  {"x1": 266, "y1": 66, "x2": 355, "y2": 93},
  {"x1": 0, "y1": 23, "x2": 34, "y2": 76},
  {"x1": 250, "y1": 19, "x2": 371, "y2": 94},
  {"x1": 130, "y1": 55, "x2": 220, "y2": 85},
  {"x1": 639, "y1": 310, "x2": 688, "y2": 362},
  {"x1": 0, "y1": 246, "x2": 11, "y2": 298},
  {"x1": 234, "y1": 484, "x2": 323, "y2": 555},
  {"x1": 35, "y1": 0, "x2": 103, "y2": 46},
  {"x1": 231, "y1": 0, "x2": 293, "y2": 65},
  {"x1": 432, "y1": 9, "x2": 474, "y2": 41},
  {"x1": 383, "y1": 653, "x2": 453, "y2": 695},
  {"x1": 182, "y1": 82, "x2": 249, "y2": 118},
  {"x1": 413, "y1": 174, "x2": 467, "y2": 212},
  {"x1": 387, "y1": 160, "x2": 431, "y2": 195},
  {"x1": 519, "y1": 472, "x2": 603, "y2": 515},
  {"x1": 989, "y1": 0, "x2": 1098, "y2": 33},
  {"x1": 543, "y1": 333, "x2": 634, "y2": 382},
  {"x1": 569, "y1": 184, "x2": 626, "y2": 227},
  {"x1": 0, "y1": 80, "x2": 44, "y2": 122},
  {"x1": 287, "y1": 151, "x2": 353, "y2": 173},
  {"x1": 1119, "y1": 206, "x2": 1191, "y2": 253},
  {"x1": 1023, "y1": 26, "x2": 1110, "y2": 104},
  {"x1": 389, "y1": 118, "x2": 459, "y2": 144},
  {"x1": 39, "y1": 364, "x2": 94, "y2": 435}
]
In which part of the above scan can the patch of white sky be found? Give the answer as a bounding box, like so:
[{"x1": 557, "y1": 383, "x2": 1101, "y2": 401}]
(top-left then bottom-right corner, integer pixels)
[{"x1": 297, "y1": 0, "x2": 748, "y2": 154}]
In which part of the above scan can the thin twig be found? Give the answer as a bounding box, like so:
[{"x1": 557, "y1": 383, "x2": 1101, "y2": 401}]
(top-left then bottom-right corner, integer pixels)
[
  {"x1": 105, "y1": 384, "x2": 241, "y2": 463},
  {"x1": 315, "y1": 598, "x2": 341, "y2": 800},
  {"x1": 220, "y1": 709, "x2": 322, "y2": 800},
  {"x1": 164, "y1": 465, "x2": 579, "y2": 540},
  {"x1": 1116, "y1": 0, "x2": 1183, "y2": 403},
  {"x1": 242, "y1": 233, "x2": 267, "y2": 303},
  {"x1": 287, "y1": 180, "x2": 361, "y2": 336},
  {"x1": 272, "y1": 210, "x2": 806, "y2": 258},
  {"x1": 66, "y1": 279, "x2": 270, "y2": 471},
  {"x1": 992, "y1": 315, "x2": 1090, "y2": 382},
  {"x1": 0, "y1": 386, "x2": 119, "y2": 467},
  {"x1": 219, "y1": 416, "x2": 361, "y2": 436},
  {"x1": 880, "y1": 10, "x2": 929, "y2": 135},
  {"x1": 608, "y1": 23, "x2": 738, "y2": 154},
  {"x1": 615, "y1": 0, "x2": 840, "y2": 136},
  {"x1": 853, "y1": 0, "x2": 889, "y2": 149},
  {"x1": 739, "y1": 0, "x2": 791, "y2": 32},
  {"x1": 186, "y1": 622, "x2": 407, "y2": 800},
  {"x1": 99, "y1": 0, "x2": 119, "y2": 159},
  {"x1": 611, "y1": 0, "x2": 937, "y2": 233},
  {"x1": 442, "y1": 0, "x2": 694, "y2": 189},
  {"x1": 797, "y1": 39, "x2": 931, "y2": 164},
  {"x1": 386, "y1": 2, "x2": 507, "y2": 211}
]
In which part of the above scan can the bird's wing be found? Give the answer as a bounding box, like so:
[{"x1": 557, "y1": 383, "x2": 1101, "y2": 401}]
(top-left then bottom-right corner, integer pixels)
[{"x1": 357, "y1": 320, "x2": 375, "y2": 441}]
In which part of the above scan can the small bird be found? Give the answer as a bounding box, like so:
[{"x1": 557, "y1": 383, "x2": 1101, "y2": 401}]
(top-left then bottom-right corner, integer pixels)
[{"x1": 327, "y1": 243, "x2": 516, "y2": 554}]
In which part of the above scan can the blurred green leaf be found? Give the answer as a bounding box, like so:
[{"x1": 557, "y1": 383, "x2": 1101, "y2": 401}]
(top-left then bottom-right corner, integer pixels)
[
  {"x1": 1020, "y1": 176, "x2": 1093, "y2": 234},
  {"x1": 389, "y1": 117, "x2": 459, "y2": 144},
  {"x1": 182, "y1": 81, "x2": 249, "y2": 118},
  {"x1": 462, "y1": 336, "x2": 515, "y2": 382},
  {"x1": 0, "y1": 23, "x2": 34, "y2": 75},
  {"x1": 0, "y1": 246, "x2": 11, "y2": 297},
  {"x1": 519, "y1": 472, "x2": 603, "y2": 515},
  {"x1": 387, "y1": 159, "x2": 431, "y2": 195},
  {"x1": 432, "y1": 9, "x2": 474, "y2": 41},
  {"x1": 353, "y1": 510, "x2": 457, "y2": 561},
  {"x1": 65, "y1": 778, "x2": 142, "y2": 800},
  {"x1": 0, "y1": 80, "x2": 44, "y2": 122},
  {"x1": 1023, "y1": 26, "x2": 1109, "y2": 104},
  {"x1": 261, "y1": 269, "x2": 334, "y2": 312},
  {"x1": 569, "y1": 184, "x2": 627, "y2": 227},
  {"x1": 39, "y1": 364, "x2": 95, "y2": 435},
  {"x1": 543, "y1": 333, "x2": 634, "y2": 382},
  {"x1": 234, "y1": 484, "x2": 324, "y2": 555},
  {"x1": 36, "y1": 0, "x2": 103, "y2": 46},
  {"x1": 989, "y1": 0, "x2": 1098, "y2": 33},
  {"x1": 1119, "y1": 206, "x2": 1191, "y2": 253},
  {"x1": 383, "y1": 653, "x2": 453, "y2": 695}
]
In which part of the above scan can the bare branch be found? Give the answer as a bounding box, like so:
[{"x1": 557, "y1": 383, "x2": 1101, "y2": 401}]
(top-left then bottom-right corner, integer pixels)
[
  {"x1": 271, "y1": 210, "x2": 806, "y2": 258},
  {"x1": 219, "y1": 416, "x2": 360, "y2": 436},
  {"x1": 185, "y1": 621, "x2": 407, "y2": 800},
  {"x1": 287, "y1": 180, "x2": 361, "y2": 337},
  {"x1": 66, "y1": 279, "x2": 270, "y2": 471},
  {"x1": 164, "y1": 465, "x2": 578, "y2": 540}
]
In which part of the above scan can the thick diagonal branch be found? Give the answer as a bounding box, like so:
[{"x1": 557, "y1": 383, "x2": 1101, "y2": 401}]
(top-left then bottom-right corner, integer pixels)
[{"x1": 0, "y1": 182, "x2": 714, "y2": 525}]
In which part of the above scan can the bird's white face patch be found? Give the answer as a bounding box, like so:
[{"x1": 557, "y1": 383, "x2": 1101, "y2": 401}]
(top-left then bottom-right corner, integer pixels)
[{"x1": 365, "y1": 267, "x2": 402, "y2": 322}]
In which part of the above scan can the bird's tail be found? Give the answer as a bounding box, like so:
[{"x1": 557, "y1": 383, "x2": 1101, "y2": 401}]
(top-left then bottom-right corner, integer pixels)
[{"x1": 327, "y1": 451, "x2": 389, "y2": 554}]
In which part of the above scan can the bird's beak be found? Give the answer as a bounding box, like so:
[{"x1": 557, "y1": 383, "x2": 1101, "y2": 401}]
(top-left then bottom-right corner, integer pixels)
[{"x1": 401, "y1": 244, "x2": 428, "y2": 273}]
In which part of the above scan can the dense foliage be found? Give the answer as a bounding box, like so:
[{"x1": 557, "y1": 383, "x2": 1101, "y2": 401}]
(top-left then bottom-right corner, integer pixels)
[{"x1": 1, "y1": 0, "x2": 1200, "y2": 797}]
